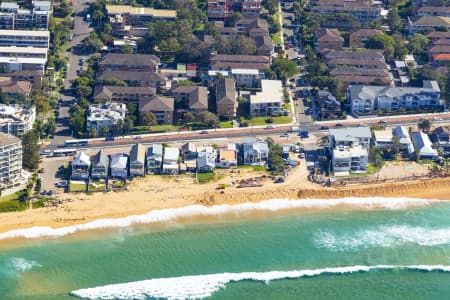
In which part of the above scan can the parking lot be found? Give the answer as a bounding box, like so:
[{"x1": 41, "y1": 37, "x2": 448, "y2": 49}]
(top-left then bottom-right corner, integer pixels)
[{"x1": 40, "y1": 157, "x2": 69, "y2": 193}]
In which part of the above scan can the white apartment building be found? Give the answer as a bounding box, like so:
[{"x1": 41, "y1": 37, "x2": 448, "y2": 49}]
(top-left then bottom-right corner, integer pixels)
[
  {"x1": 86, "y1": 102, "x2": 127, "y2": 135},
  {"x1": 329, "y1": 127, "x2": 372, "y2": 175},
  {"x1": 0, "y1": 30, "x2": 50, "y2": 48},
  {"x1": 0, "y1": 1, "x2": 51, "y2": 30},
  {"x1": 0, "y1": 104, "x2": 35, "y2": 136},
  {"x1": 0, "y1": 132, "x2": 22, "y2": 185},
  {"x1": 348, "y1": 81, "x2": 442, "y2": 114},
  {"x1": 250, "y1": 79, "x2": 283, "y2": 117}
]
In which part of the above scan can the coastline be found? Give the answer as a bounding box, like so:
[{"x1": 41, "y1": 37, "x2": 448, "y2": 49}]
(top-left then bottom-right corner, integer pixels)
[{"x1": 0, "y1": 175, "x2": 450, "y2": 237}]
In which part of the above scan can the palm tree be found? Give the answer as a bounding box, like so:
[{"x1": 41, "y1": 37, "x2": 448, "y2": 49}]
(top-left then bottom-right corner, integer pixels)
[{"x1": 418, "y1": 118, "x2": 432, "y2": 133}]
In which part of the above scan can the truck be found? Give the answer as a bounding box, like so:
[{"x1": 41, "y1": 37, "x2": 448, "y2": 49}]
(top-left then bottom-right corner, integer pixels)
[{"x1": 299, "y1": 130, "x2": 309, "y2": 138}]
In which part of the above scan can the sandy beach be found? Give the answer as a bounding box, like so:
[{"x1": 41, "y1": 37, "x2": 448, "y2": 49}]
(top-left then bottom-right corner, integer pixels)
[{"x1": 0, "y1": 160, "x2": 449, "y2": 235}]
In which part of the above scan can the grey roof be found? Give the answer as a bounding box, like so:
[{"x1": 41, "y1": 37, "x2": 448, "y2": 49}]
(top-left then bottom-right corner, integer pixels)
[
  {"x1": 139, "y1": 96, "x2": 174, "y2": 112},
  {"x1": 147, "y1": 144, "x2": 163, "y2": 158},
  {"x1": 99, "y1": 54, "x2": 160, "y2": 67},
  {"x1": 94, "y1": 86, "x2": 156, "y2": 99},
  {"x1": 73, "y1": 151, "x2": 91, "y2": 167},
  {"x1": 98, "y1": 70, "x2": 164, "y2": 82},
  {"x1": 243, "y1": 140, "x2": 269, "y2": 153},
  {"x1": 92, "y1": 149, "x2": 109, "y2": 168},
  {"x1": 130, "y1": 143, "x2": 145, "y2": 163},
  {"x1": 0, "y1": 132, "x2": 20, "y2": 146},
  {"x1": 411, "y1": 132, "x2": 438, "y2": 157},
  {"x1": 329, "y1": 127, "x2": 372, "y2": 141},
  {"x1": 211, "y1": 54, "x2": 270, "y2": 63},
  {"x1": 172, "y1": 86, "x2": 208, "y2": 110},
  {"x1": 111, "y1": 153, "x2": 128, "y2": 169},
  {"x1": 216, "y1": 78, "x2": 236, "y2": 104},
  {"x1": 325, "y1": 49, "x2": 384, "y2": 60},
  {"x1": 348, "y1": 81, "x2": 440, "y2": 102}
]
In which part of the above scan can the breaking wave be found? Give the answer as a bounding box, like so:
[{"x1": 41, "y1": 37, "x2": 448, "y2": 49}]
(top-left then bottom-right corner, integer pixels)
[
  {"x1": 7, "y1": 257, "x2": 41, "y2": 272},
  {"x1": 0, "y1": 197, "x2": 443, "y2": 241},
  {"x1": 314, "y1": 225, "x2": 450, "y2": 251},
  {"x1": 70, "y1": 265, "x2": 450, "y2": 300}
]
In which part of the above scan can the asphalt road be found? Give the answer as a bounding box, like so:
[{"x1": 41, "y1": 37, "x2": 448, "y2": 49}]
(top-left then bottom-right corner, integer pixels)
[{"x1": 53, "y1": 0, "x2": 95, "y2": 146}]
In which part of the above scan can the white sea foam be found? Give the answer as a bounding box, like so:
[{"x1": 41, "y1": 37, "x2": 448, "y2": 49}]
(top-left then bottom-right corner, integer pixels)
[
  {"x1": 8, "y1": 257, "x2": 41, "y2": 272},
  {"x1": 70, "y1": 265, "x2": 450, "y2": 300},
  {"x1": 0, "y1": 197, "x2": 443, "y2": 241},
  {"x1": 314, "y1": 225, "x2": 450, "y2": 251}
]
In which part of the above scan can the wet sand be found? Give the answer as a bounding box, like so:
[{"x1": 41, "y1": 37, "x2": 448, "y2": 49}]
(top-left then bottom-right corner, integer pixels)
[{"x1": 0, "y1": 173, "x2": 449, "y2": 238}]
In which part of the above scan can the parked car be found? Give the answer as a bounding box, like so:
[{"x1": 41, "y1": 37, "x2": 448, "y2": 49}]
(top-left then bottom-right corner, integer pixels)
[
  {"x1": 200, "y1": 130, "x2": 209, "y2": 134},
  {"x1": 38, "y1": 168, "x2": 44, "y2": 174},
  {"x1": 280, "y1": 132, "x2": 289, "y2": 137},
  {"x1": 265, "y1": 125, "x2": 275, "y2": 129}
]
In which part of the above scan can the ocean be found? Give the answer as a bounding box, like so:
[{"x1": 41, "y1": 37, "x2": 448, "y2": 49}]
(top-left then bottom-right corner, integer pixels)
[{"x1": 0, "y1": 197, "x2": 450, "y2": 300}]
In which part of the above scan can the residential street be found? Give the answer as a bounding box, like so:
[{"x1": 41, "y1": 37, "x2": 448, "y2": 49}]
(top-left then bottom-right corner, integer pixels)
[{"x1": 53, "y1": 0, "x2": 95, "y2": 146}]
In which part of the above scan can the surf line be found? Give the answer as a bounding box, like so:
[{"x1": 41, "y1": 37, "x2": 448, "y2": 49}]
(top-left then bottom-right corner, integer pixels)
[
  {"x1": 71, "y1": 265, "x2": 450, "y2": 300},
  {"x1": 0, "y1": 197, "x2": 443, "y2": 241}
]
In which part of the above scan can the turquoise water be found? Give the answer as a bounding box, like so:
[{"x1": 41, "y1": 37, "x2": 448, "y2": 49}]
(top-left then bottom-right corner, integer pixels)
[{"x1": 1, "y1": 199, "x2": 450, "y2": 299}]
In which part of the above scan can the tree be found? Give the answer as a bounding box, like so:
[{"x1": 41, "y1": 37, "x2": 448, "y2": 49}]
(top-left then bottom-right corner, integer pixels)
[
  {"x1": 81, "y1": 33, "x2": 104, "y2": 53},
  {"x1": 33, "y1": 94, "x2": 50, "y2": 114},
  {"x1": 231, "y1": 36, "x2": 256, "y2": 55},
  {"x1": 34, "y1": 178, "x2": 42, "y2": 194},
  {"x1": 101, "y1": 78, "x2": 128, "y2": 86},
  {"x1": 45, "y1": 118, "x2": 57, "y2": 136},
  {"x1": 121, "y1": 44, "x2": 134, "y2": 54},
  {"x1": 408, "y1": 33, "x2": 429, "y2": 57},
  {"x1": 366, "y1": 33, "x2": 395, "y2": 61},
  {"x1": 197, "y1": 111, "x2": 219, "y2": 127},
  {"x1": 418, "y1": 118, "x2": 432, "y2": 132},
  {"x1": 140, "y1": 111, "x2": 158, "y2": 126},
  {"x1": 267, "y1": 137, "x2": 284, "y2": 171},
  {"x1": 89, "y1": 127, "x2": 97, "y2": 138},
  {"x1": 183, "y1": 112, "x2": 195, "y2": 124},
  {"x1": 22, "y1": 130, "x2": 40, "y2": 170},
  {"x1": 271, "y1": 58, "x2": 298, "y2": 81},
  {"x1": 370, "y1": 146, "x2": 383, "y2": 167}
]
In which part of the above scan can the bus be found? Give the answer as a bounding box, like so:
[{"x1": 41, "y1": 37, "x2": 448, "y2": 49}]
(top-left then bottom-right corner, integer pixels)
[
  {"x1": 64, "y1": 139, "x2": 88, "y2": 147},
  {"x1": 53, "y1": 148, "x2": 77, "y2": 157}
]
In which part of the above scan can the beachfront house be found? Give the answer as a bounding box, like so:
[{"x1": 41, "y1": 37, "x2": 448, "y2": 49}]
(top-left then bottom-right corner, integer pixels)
[
  {"x1": 411, "y1": 131, "x2": 439, "y2": 160},
  {"x1": 181, "y1": 142, "x2": 197, "y2": 160},
  {"x1": 162, "y1": 147, "x2": 179, "y2": 174},
  {"x1": 432, "y1": 126, "x2": 450, "y2": 157},
  {"x1": 392, "y1": 126, "x2": 414, "y2": 155},
  {"x1": 130, "y1": 144, "x2": 146, "y2": 177},
  {"x1": 373, "y1": 129, "x2": 393, "y2": 150},
  {"x1": 91, "y1": 149, "x2": 109, "y2": 180},
  {"x1": 147, "y1": 144, "x2": 163, "y2": 174},
  {"x1": 329, "y1": 127, "x2": 371, "y2": 175},
  {"x1": 71, "y1": 151, "x2": 91, "y2": 180},
  {"x1": 216, "y1": 149, "x2": 237, "y2": 168},
  {"x1": 197, "y1": 147, "x2": 217, "y2": 173},
  {"x1": 243, "y1": 138, "x2": 269, "y2": 165},
  {"x1": 110, "y1": 153, "x2": 129, "y2": 179}
]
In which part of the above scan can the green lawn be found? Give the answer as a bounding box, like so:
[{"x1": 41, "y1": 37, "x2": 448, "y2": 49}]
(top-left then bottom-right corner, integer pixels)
[
  {"x1": 219, "y1": 121, "x2": 233, "y2": 128},
  {"x1": 88, "y1": 182, "x2": 106, "y2": 192},
  {"x1": 134, "y1": 125, "x2": 182, "y2": 133},
  {"x1": 70, "y1": 183, "x2": 86, "y2": 192},
  {"x1": 197, "y1": 172, "x2": 215, "y2": 183},
  {"x1": 271, "y1": 32, "x2": 282, "y2": 44},
  {"x1": 0, "y1": 190, "x2": 27, "y2": 213},
  {"x1": 249, "y1": 116, "x2": 293, "y2": 126}
]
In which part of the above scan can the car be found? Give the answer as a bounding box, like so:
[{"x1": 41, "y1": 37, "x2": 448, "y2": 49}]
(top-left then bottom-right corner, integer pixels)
[
  {"x1": 274, "y1": 177, "x2": 285, "y2": 183},
  {"x1": 134, "y1": 135, "x2": 143, "y2": 140},
  {"x1": 55, "y1": 180, "x2": 68, "y2": 188},
  {"x1": 38, "y1": 168, "x2": 44, "y2": 174},
  {"x1": 319, "y1": 126, "x2": 329, "y2": 130},
  {"x1": 335, "y1": 123, "x2": 343, "y2": 127},
  {"x1": 280, "y1": 132, "x2": 289, "y2": 137},
  {"x1": 379, "y1": 120, "x2": 387, "y2": 125},
  {"x1": 299, "y1": 153, "x2": 305, "y2": 159},
  {"x1": 265, "y1": 125, "x2": 274, "y2": 129},
  {"x1": 200, "y1": 130, "x2": 209, "y2": 134}
]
